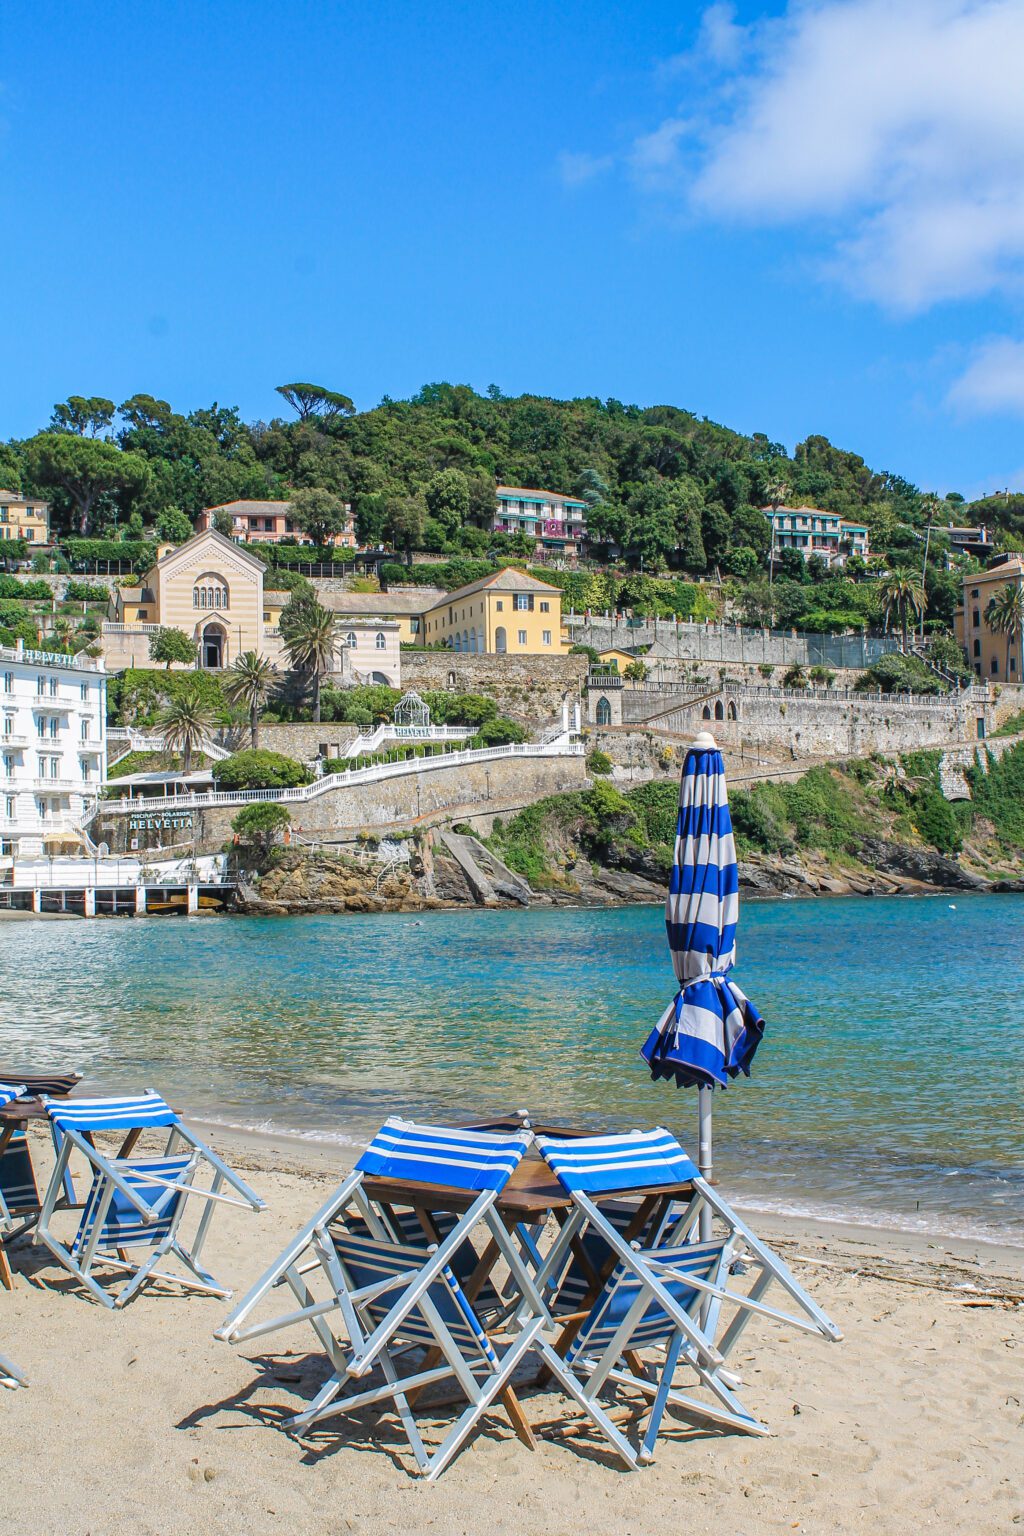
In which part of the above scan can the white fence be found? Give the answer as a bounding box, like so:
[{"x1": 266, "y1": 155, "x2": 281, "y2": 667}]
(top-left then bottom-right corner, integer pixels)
[{"x1": 100, "y1": 739, "x2": 585, "y2": 815}]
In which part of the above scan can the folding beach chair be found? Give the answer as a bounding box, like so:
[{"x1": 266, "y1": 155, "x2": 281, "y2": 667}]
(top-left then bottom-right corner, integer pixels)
[
  {"x1": 218, "y1": 1118, "x2": 552, "y2": 1479},
  {"x1": 0, "y1": 1072, "x2": 85, "y2": 1289},
  {"x1": 33, "y1": 1091, "x2": 265, "y2": 1308},
  {"x1": 531, "y1": 1128, "x2": 841, "y2": 1467}
]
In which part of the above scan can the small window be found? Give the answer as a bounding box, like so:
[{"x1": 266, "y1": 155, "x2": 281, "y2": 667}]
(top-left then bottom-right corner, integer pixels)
[
  {"x1": 595, "y1": 696, "x2": 612, "y2": 726},
  {"x1": 80, "y1": 683, "x2": 87, "y2": 701},
  {"x1": 972, "y1": 608, "x2": 980, "y2": 628},
  {"x1": 375, "y1": 632, "x2": 386, "y2": 650},
  {"x1": 518, "y1": 629, "x2": 527, "y2": 645},
  {"x1": 971, "y1": 587, "x2": 979, "y2": 598},
  {"x1": 80, "y1": 720, "x2": 90, "y2": 740},
  {"x1": 5, "y1": 796, "x2": 13, "y2": 817},
  {"x1": 991, "y1": 656, "x2": 999, "y2": 674},
  {"x1": 2, "y1": 719, "x2": 10, "y2": 737},
  {"x1": 540, "y1": 601, "x2": 549, "y2": 613},
  {"x1": 36, "y1": 719, "x2": 45, "y2": 739},
  {"x1": 36, "y1": 676, "x2": 45, "y2": 695},
  {"x1": 496, "y1": 600, "x2": 503, "y2": 611},
  {"x1": 346, "y1": 632, "x2": 357, "y2": 648},
  {"x1": 138, "y1": 609, "x2": 148, "y2": 620},
  {"x1": 973, "y1": 639, "x2": 981, "y2": 657},
  {"x1": 1012, "y1": 657, "x2": 1018, "y2": 673},
  {"x1": 542, "y1": 630, "x2": 551, "y2": 646},
  {"x1": 49, "y1": 678, "x2": 57, "y2": 696},
  {"x1": 49, "y1": 718, "x2": 58, "y2": 739},
  {"x1": 3, "y1": 673, "x2": 11, "y2": 694}
]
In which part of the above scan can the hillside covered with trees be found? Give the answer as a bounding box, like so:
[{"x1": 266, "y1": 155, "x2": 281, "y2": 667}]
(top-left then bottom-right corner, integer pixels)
[{"x1": 2, "y1": 381, "x2": 1016, "y2": 639}]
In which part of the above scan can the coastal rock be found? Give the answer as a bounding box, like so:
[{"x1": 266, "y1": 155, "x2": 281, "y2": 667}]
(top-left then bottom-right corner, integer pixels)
[{"x1": 854, "y1": 838, "x2": 990, "y2": 891}]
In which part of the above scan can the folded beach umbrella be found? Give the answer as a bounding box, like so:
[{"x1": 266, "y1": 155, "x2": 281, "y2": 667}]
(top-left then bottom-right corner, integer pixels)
[{"x1": 640, "y1": 732, "x2": 764, "y2": 1192}]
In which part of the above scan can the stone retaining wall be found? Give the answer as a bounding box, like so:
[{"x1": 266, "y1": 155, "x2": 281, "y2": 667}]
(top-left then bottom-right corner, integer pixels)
[
  {"x1": 97, "y1": 751, "x2": 589, "y2": 855},
  {"x1": 401, "y1": 653, "x2": 587, "y2": 727}
]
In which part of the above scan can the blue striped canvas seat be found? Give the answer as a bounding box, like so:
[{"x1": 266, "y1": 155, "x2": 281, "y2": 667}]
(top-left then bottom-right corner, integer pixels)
[
  {"x1": 0, "y1": 1131, "x2": 40, "y2": 1216},
  {"x1": 341, "y1": 1207, "x2": 505, "y2": 1316},
  {"x1": 71, "y1": 1156, "x2": 194, "y2": 1254},
  {"x1": 333, "y1": 1232, "x2": 498, "y2": 1373},
  {"x1": 355, "y1": 1119, "x2": 530, "y2": 1192},
  {"x1": 537, "y1": 1128, "x2": 699, "y2": 1196},
  {"x1": 566, "y1": 1241, "x2": 725, "y2": 1365},
  {"x1": 549, "y1": 1205, "x2": 667, "y2": 1317},
  {"x1": 0, "y1": 1083, "x2": 26, "y2": 1110},
  {"x1": 46, "y1": 1092, "x2": 180, "y2": 1136}
]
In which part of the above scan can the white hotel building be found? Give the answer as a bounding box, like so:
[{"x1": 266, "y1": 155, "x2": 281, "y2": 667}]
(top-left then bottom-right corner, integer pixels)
[{"x1": 0, "y1": 643, "x2": 107, "y2": 860}]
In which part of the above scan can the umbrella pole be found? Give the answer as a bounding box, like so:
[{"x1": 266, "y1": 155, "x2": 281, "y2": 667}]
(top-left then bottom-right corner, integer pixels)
[{"x1": 697, "y1": 1085, "x2": 713, "y2": 1243}]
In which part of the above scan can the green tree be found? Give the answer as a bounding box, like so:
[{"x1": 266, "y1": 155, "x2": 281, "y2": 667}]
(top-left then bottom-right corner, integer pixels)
[
  {"x1": 387, "y1": 497, "x2": 425, "y2": 563},
  {"x1": 50, "y1": 396, "x2": 115, "y2": 438},
  {"x1": 223, "y1": 650, "x2": 276, "y2": 748},
  {"x1": 215, "y1": 749, "x2": 309, "y2": 789},
  {"x1": 275, "y1": 383, "x2": 355, "y2": 422},
  {"x1": 156, "y1": 506, "x2": 193, "y2": 543},
  {"x1": 879, "y1": 568, "x2": 927, "y2": 652},
  {"x1": 424, "y1": 469, "x2": 471, "y2": 537},
  {"x1": 288, "y1": 486, "x2": 348, "y2": 550},
  {"x1": 25, "y1": 433, "x2": 151, "y2": 535},
  {"x1": 212, "y1": 507, "x2": 236, "y2": 537},
  {"x1": 280, "y1": 594, "x2": 337, "y2": 722},
  {"x1": 986, "y1": 582, "x2": 1024, "y2": 681},
  {"x1": 231, "y1": 802, "x2": 291, "y2": 859},
  {"x1": 157, "y1": 685, "x2": 214, "y2": 773},
  {"x1": 624, "y1": 659, "x2": 649, "y2": 681},
  {"x1": 148, "y1": 627, "x2": 196, "y2": 669}
]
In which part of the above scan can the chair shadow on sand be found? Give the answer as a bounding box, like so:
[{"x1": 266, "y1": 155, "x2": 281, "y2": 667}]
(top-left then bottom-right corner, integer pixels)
[{"x1": 176, "y1": 1345, "x2": 727, "y2": 1476}]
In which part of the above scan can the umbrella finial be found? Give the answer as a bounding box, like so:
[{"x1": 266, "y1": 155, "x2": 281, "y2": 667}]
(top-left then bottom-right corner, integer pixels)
[{"x1": 691, "y1": 731, "x2": 718, "y2": 750}]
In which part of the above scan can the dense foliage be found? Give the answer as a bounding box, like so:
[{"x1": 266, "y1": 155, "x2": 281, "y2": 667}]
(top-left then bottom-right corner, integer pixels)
[
  {"x1": 1, "y1": 385, "x2": 1005, "y2": 640},
  {"x1": 214, "y1": 750, "x2": 311, "y2": 790}
]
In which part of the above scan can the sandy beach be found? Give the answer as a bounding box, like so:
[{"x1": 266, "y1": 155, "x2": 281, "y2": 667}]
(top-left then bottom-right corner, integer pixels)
[{"x1": 2, "y1": 1125, "x2": 1021, "y2": 1536}]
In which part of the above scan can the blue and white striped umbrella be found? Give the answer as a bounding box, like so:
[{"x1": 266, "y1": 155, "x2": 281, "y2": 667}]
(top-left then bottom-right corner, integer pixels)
[{"x1": 641, "y1": 734, "x2": 764, "y2": 1091}]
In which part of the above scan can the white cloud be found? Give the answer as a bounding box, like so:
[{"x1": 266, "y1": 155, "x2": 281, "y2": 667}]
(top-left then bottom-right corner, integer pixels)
[
  {"x1": 637, "y1": 0, "x2": 1024, "y2": 312},
  {"x1": 556, "y1": 150, "x2": 614, "y2": 188},
  {"x1": 947, "y1": 339, "x2": 1024, "y2": 417}
]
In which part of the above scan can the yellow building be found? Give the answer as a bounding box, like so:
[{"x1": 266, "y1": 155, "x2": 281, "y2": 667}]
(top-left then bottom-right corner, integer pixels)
[
  {"x1": 0, "y1": 490, "x2": 50, "y2": 546},
  {"x1": 420, "y1": 568, "x2": 564, "y2": 654},
  {"x1": 955, "y1": 555, "x2": 1024, "y2": 682},
  {"x1": 318, "y1": 587, "x2": 447, "y2": 644}
]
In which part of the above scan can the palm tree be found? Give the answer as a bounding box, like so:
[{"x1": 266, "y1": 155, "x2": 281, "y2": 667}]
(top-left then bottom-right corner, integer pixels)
[
  {"x1": 879, "y1": 569, "x2": 926, "y2": 652},
  {"x1": 223, "y1": 651, "x2": 276, "y2": 749},
  {"x1": 158, "y1": 686, "x2": 215, "y2": 775},
  {"x1": 986, "y1": 581, "x2": 1024, "y2": 681},
  {"x1": 280, "y1": 595, "x2": 337, "y2": 723}
]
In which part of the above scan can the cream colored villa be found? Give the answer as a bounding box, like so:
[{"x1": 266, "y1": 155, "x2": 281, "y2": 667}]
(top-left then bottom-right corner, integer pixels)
[
  {"x1": 0, "y1": 490, "x2": 50, "y2": 547},
  {"x1": 102, "y1": 529, "x2": 400, "y2": 684},
  {"x1": 419, "y1": 568, "x2": 566, "y2": 654}
]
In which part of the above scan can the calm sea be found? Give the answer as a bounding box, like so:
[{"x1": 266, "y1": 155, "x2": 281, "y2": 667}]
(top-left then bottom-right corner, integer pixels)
[{"x1": 1, "y1": 895, "x2": 1021, "y2": 1246}]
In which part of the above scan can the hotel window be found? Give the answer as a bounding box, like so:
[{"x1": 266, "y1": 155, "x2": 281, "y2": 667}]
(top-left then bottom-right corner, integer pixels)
[
  {"x1": 4, "y1": 797, "x2": 12, "y2": 818},
  {"x1": 2, "y1": 756, "x2": 11, "y2": 777},
  {"x1": 81, "y1": 761, "x2": 91, "y2": 781},
  {"x1": 375, "y1": 632, "x2": 386, "y2": 650},
  {"x1": 542, "y1": 630, "x2": 551, "y2": 646},
  {"x1": 3, "y1": 673, "x2": 11, "y2": 694},
  {"x1": 36, "y1": 719, "x2": 45, "y2": 740},
  {"x1": 81, "y1": 719, "x2": 90, "y2": 740},
  {"x1": 49, "y1": 758, "x2": 59, "y2": 779},
  {"x1": 518, "y1": 629, "x2": 527, "y2": 645},
  {"x1": 36, "y1": 798, "x2": 47, "y2": 820},
  {"x1": 49, "y1": 677, "x2": 58, "y2": 697},
  {"x1": 36, "y1": 676, "x2": 45, "y2": 695},
  {"x1": 80, "y1": 683, "x2": 88, "y2": 701},
  {"x1": 49, "y1": 718, "x2": 58, "y2": 739},
  {"x1": 1, "y1": 718, "x2": 9, "y2": 738}
]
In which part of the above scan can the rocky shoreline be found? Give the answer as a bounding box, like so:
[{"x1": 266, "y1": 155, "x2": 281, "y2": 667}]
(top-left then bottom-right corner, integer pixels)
[{"x1": 233, "y1": 834, "x2": 1024, "y2": 917}]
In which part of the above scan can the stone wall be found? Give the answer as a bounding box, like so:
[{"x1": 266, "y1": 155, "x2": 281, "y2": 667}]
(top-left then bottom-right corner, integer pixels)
[
  {"x1": 571, "y1": 617, "x2": 896, "y2": 669},
  {"x1": 588, "y1": 681, "x2": 993, "y2": 758},
  {"x1": 210, "y1": 721, "x2": 361, "y2": 762},
  {"x1": 96, "y1": 750, "x2": 589, "y2": 855},
  {"x1": 401, "y1": 652, "x2": 588, "y2": 727}
]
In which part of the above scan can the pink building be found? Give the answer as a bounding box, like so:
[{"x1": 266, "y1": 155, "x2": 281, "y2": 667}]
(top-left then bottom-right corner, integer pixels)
[{"x1": 195, "y1": 499, "x2": 356, "y2": 549}]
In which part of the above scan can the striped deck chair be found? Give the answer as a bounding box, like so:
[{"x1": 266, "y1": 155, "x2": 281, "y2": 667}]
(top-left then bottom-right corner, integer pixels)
[
  {"x1": 531, "y1": 1128, "x2": 841, "y2": 1466},
  {"x1": 218, "y1": 1118, "x2": 551, "y2": 1479},
  {"x1": 33, "y1": 1091, "x2": 265, "y2": 1309},
  {"x1": 0, "y1": 1073, "x2": 85, "y2": 1287}
]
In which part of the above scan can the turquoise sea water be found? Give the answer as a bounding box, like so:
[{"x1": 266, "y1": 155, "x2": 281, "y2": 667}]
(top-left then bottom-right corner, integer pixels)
[{"x1": 0, "y1": 895, "x2": 1021, "y2": 1245}]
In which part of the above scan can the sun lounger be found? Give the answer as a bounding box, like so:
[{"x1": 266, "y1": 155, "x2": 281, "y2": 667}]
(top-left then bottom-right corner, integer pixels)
[
  {"x1": 531, "y1": 1128, "x2": 841, "y2": 1466},
  {"x1": 218, "y1": 1118, "x2": 550, "y2": 1479},
  {"x1": 33, "y1": 1091, "x2": 264, "y2": 1308}
]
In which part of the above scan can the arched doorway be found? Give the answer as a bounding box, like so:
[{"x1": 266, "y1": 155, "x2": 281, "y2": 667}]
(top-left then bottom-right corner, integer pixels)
[
  {"x1": 596, "y1": 696, "x2": 612, "y2": 726},
  {"x1": 727, "y1": 700, "x2": 737, "y2": 721},
  {"x1": 495, "y1": 626, "x2": 507, "y2": 654},
  {"x1": 714, "y1": 700, "x2": 724, "y2": 720},
  {"x1": 702, "y1": 704, "x2": 712, "y2": 720},
  {"x1": 200, "y1": 622, "x2": 225, "y2": 669}
]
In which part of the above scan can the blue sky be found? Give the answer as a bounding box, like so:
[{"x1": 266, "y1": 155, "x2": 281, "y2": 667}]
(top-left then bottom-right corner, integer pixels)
[{"x1": 3, "y1": 0, "x2": 1024, "y2": 497}]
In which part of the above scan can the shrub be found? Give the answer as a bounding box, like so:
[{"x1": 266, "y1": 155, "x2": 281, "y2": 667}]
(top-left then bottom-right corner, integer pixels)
[
  {"x1": 783, "y1": 664, "x2": 807, "y2": 689},
  {"x1": 106, "y1": 668, "x2": 228, "y2": 727},
  {"x1": 65, "y1": 580, "x2": 110, "y2": 603},
  {"x1": 232, "y1": 802, "x2": 291, "y2": 858},
  {"x1": 214, "y1": 750, "x2": 311, "y2": 790},
  {"x1": 472, "y1": 717, "x2": 529, "y2": 746},
  {"x1": 857, "y1": 653, "x2": 943, "y2": 695},
  {"x1": 912, "y1": 792, "x2": 963, "y2": 855},
  {"x1": 587, "y1": 749, "x2": 613, "y2": 776},
  {"x1": 808, "y1": 665, "x2": 836, "y2": 686},
  {"x1": 729, "y1": 786, "x2": 794, "y2": 855},
  {"x1": 758, "y1": 663, "x2": 775, "y2": 679},
  {"x1": 569, "y1": 643, "x2": 600, "y2": 664}
]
